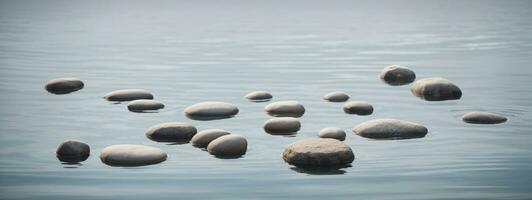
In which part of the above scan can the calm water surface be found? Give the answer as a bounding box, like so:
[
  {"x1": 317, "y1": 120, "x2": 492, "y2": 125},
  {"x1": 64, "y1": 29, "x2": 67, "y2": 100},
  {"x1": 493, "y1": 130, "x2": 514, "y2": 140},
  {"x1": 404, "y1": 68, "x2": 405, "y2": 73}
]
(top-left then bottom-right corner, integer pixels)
[{"x1": 1, "y1": 0, "x2": 532, "y2": 199}]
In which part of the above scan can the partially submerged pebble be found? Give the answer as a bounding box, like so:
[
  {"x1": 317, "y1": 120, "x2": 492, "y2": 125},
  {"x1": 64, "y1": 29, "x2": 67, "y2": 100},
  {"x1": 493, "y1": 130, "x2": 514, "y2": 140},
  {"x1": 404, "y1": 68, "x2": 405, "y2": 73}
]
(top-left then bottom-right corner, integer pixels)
[
  {"x1": 462, "y1": 112, "x2": 507, "y2": 124},
  {"x1": 184, "y1": 101, "x2": 239, "y2": 120},
  {"x1": 207, "y1": 135, "x2": 247, "y2": 158},
  {"x1": 353, "y1": 118, "x2": 428, "y2": 139},
  {"x1": 100, "y1": 144, "x2": 167, "y2": 166},
  {"x1": 103, "y1": 89, "x2": 154, "y2": 102},
  {"x1": 56, "y1": 140, "x2": 90, "y2": 163},
  {"x1": 380, "y1": 65, "x2": 416, "y2": 85},
  {"x1": 263, "y1": 117, "x2": 301, "y2": 135},
  {"x1": 283, "y1": 138, "x2": 354, "y2": 167},
  {"x1": 146, "y1": 122, "x2": 197, "y2": 143},
  {"x1": 245, "y1": 91, "x2": 273, "y2": 102},
  {"x1": 318, "y1": 127, "x2": 346, "y2": 141},
  {"x1": 191, "y1": 129, "x2": 231, "y2": 148},
  {"x1": 411, "y1": 77, "x2": 462, "y2": 101},
  {"x1": 45, "y1": 77, "x2": 84, "y2": 94},
  {"x1": 127, "y1": 99, "x2": 164, "y2": 112},
  {"x1": 264, "y1": 101, "x2": 305, "y2": 117},
  {"x1": 343, "y1": 101, "x2": 373, "y2": 115},
  {"x1": 323, "y1": 91, "x2": 350, "y2": 102}
]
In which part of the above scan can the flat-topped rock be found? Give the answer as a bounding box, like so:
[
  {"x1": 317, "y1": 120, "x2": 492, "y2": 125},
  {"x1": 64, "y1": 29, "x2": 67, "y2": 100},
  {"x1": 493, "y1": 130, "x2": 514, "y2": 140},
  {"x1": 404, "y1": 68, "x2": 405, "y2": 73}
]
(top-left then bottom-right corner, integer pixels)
[
  {"x1": 323, "y1": 91, "x2": 350, "y2": 102},
  {"x1": 127, "y1": 99, "x2": 164, "y2": 112},
  {"x1": 191, "y1": 129, "x2": 231, "y2": 148},
  {"x1": 45, "y1": 77, "x2": 84, "y2": 94},
  {"x1": 245, "y1": 91, "x2": 273, "y2": 102},
  {"x1": 380, "y1": 65, "x2": 416, "y2": 85},
  {"x1": 207, "y1": 135, "x2": 247, "y2": 158},
  {"x1": 184, "y1": 101, "x2": 239, "y2": 120},
  {"x1": 104, "y1": 89, "x2": 154, "y2": 102},
  {"x1": 411, "y1": 77, "x2": 462, "y2": 101},
  {"x1": 264, "y1": 101, "x2": 305, "y2": 117},
  {"x1": 283, "y1": 138, "x2": 354, "y2": 167},
  {"x1": 56, "y1": 140, "x2": 90, "y2": 163},
  {"x1": 146, "y1": 122, "x2": 197, "y2": 143},
  {"x1": 343, "y1": 101, "x2": 373, "y2": 115},
  {"x1": 263, "y1": 117, "x2": 301, "y2": 135},
  {"x1": 100, "y1": 144, "x2": 167, "y2": 166},
  {"x1": 353, "y1": 118, "x2": 428, "y2": 139},
  {"x1": 318, "y1": 127, "x2": 346, "y2": 141},
  {"x1": 462, "y1": 112, "x2": 507, "y2": 124}
]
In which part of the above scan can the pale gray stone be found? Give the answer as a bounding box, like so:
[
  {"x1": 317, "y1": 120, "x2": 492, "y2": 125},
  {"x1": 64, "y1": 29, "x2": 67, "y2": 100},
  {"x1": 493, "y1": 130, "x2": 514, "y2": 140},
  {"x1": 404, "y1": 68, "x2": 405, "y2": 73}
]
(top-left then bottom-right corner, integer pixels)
[
  {"x1": 353, "y1": 118, "x2": 428, "y2": 139},
  {"x1": 462, "y1": 112, "x2": 507, "y2": 124},
  {"x1": 263, "y1": 117, "x2": 301, "y2": 135},
  {"x1": 245, "y1": 91, "x2": 273, "y2": 102},
  {"x1": 380, "y1": 65, "x2": 416, "y2": 85},
  {"x1": 323, "y1": 91, "x2": 350, "y2": 102},
  {"x1": 104, "y1": 89, "x2": 154, "y2": 102},
  {"x1": 283, "y1": 138, "x2": 354, "y2": 167},
  {"x1": 410, "y1": 77, "x2": 462, "y2": 101},
  {"x1": 191, "y1": 129, "x2": 231, "y2": 148},
  {"x1": 207, "y1": 135, "x2": 247, "y2": 158},
  {"x1": 343, "y1": 101, "x2": 373, "y2": 115},
  {"x1": 100, "y1": 144, "x2": 167, "y2": 166},
  {"x1": 264, "y1": 101, "x2": 305, "y2": 117},
  {"x1": 45, "y1": 77, "x2": 84, "y2": 94},
  {"x1": 146, "y1": 122, "x2": 197, "y2": 143},
  {"x1": 127, "y1": 99, "x2": 164, "y2": 112},
  {"x1": 184, "y1": 101, "x2": 239, "y2": 120},
  {"x1": 318, "y1": 127, "x2": 346, "y2": 141}
]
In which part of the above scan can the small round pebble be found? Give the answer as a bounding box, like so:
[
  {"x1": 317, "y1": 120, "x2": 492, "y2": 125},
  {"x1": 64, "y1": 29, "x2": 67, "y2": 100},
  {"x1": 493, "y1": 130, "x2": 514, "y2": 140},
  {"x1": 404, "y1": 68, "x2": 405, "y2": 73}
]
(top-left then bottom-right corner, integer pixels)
[
  {"x1": 318, "y1": 127, "x2": 346, "y2": 141},
  {"x1": 353, "y1": 118, "x2": 428, "y2": 139},
  {"x1": 263, "y1": 117, "x2": 301, "y2": 135},
  {"x1": 184, "y1": 101, "x2": 239, "y2": 120},
  {"x1": 207, "y1": 135, "x2": 247, "y2": 158},
  {"x1": 462, "y1": 112, "x2": 507, "y2": 124},
  {"x1": 380, "y1": 65, "x2": 416, "y2": 85},
  {"x1": 283, "y1": 138, "x2": 354, "y2": 167},
  {"x1": 264, "y1": 101, "x2": 305, "y2": 117},
  {"x1": 343, "y1": 101, "x2": 373, "y2": 115},
  {"x1": 323, "y1": 91, "x2": 350, "y2": 102},
  {"x1": 45, "y1": 77, "x2": 84, "y2": 94},
  {"x1": 104, "y1": 89, "x2": 154, "y2": 102},
  {"x1": 56, "y1": 140, "x2": 90, "y2": 162},
  {"x1": 191, "y1": 129, "x2": 231, "y2": 148},
  {"x1": 100, "y1": 144, "x2": 167, "y2": 166},
  {"x1": 146, "y1": 122, "x2": 197, "y2": 143},
  {"x1": 245, "y1": 91, "x2": 273, "y2": 102},
  {"x1": 127, "y1": 99, "x2": 165, "y2": 112},
  {"x1": 410, "y1": 77, "x2": 462, "y2": 101}
]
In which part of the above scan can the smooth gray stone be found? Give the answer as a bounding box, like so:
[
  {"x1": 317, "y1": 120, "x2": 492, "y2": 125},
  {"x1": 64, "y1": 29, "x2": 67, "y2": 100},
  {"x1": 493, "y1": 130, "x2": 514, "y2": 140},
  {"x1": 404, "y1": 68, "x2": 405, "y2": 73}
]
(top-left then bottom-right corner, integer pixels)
[
  {"x1": 318, "y1": 127, "x2": 346, "y2": 141},
  {"x1": 184, "y1": 101, "x2": 239, "y2": 120},
  {"x1": 343, "y1": 101, "x2": 373, "y2": 115},
  {"x1": 56, "y1": 140, "x2": 90, "y2": 163},
  {"x1": 462, "y1": 112, "x2": 507, "y2": 124},
  {"x1": 100, "y1": 144, "x2": 167, "y2": 166},
  {"x1": 323, "y1": 91, "x2": 350, "y2": 102},
  {"x1": 410, "y1": 77, "x2": 462, "y2": 101},
  {"x1": 283, "y1": 138, "x2": 354, "y2": 167},
  {"x1": 245, "y1": 91, "x2": 273, "y2": 102},
  {"x1": 263, "y1": 117, "x2": 301, "y2": 135},
  {"x1": 127, "y1": 99, "x2": 164, "y2": 112},
  {"x1": 103, "y1": 89, "x2": 154, "y2": 102},
  {"x1": 264, "y1": 101, "x2": 305, "y2": 117},
  {"x1": 146, "y1": 122, "x2": 197, "y2": 143},
  {"x1": 353, "y1": 118, "x2": 428, "y2": 139},
  {"x1": 191, "y1": 129, "x2": 231, "y2": 148},
  {"x1": 45, "y1": 77, "x2": 84, "y2": 94},
  {"x1": 379, "y1": 65, "x2": 416, "y2": 85},
  {"x1": 207, "y1": 135, "x2": 247, "y2": 158}
]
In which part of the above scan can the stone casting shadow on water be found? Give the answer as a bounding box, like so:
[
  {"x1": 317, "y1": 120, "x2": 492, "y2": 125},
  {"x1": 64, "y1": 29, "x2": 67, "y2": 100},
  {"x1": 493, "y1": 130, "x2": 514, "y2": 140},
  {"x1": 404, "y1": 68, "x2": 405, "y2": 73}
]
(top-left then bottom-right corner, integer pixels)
[
  {"x1": 290, "y1": 164, "x2": 352, "y2": 175},
  {"x1": 266, "y1": 113, "x2": 304, "y2": 118},
  {"x1": 249, "y1": 99, "x2": 272, "y2": 103},
  {"x1": 212, "y1": 154, "x2": 245, "y2": 159},
  {"x1": 266, "y1": 132, "x2": 298, "y2": 137},
  {"x1": 128, "y1": 110, "x2": 160, "y2": 113},
  {"x1": 186, "y1": 114, "x2": 236, "y2": 121},
  {"x1": 57, "y1": 154, "x2": 89, "y2": 164}
]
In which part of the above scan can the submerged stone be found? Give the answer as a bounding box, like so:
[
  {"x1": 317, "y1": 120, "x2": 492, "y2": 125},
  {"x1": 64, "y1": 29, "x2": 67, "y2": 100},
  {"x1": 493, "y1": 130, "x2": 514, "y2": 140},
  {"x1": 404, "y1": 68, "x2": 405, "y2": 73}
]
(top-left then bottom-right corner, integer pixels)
[
  {"x1": 462, "y1": 112, "x2": 507, "y2": 124},
  {"x1": 45, "y1": 77, "x2": 84, "y2": 94}
]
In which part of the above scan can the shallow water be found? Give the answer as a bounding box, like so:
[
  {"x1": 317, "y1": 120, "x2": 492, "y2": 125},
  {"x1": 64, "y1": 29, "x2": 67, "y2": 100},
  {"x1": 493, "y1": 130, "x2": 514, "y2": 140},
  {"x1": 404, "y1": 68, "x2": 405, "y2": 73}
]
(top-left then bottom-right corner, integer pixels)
[{"x1": 1, "y1": 0, "x2": 532, "y2": 199}]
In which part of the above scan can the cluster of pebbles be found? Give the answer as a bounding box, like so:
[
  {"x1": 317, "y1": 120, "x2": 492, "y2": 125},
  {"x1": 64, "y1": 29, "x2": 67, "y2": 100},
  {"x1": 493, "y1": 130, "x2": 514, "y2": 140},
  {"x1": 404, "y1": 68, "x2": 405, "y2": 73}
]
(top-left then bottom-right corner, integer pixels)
[{"x1": 47, "y1": 64, "x2": 507, "y2": 169}]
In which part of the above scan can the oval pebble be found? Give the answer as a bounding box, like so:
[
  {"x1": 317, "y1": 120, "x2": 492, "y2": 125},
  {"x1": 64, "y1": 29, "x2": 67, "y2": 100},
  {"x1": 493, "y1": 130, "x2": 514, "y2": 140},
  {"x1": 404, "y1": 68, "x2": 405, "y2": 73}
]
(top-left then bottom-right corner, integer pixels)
[
  {"x1": 264, "y1": 101, "x2": 305, "y2": 117},
  {"x1": 56, "y1": 140, "x2": 90, "y2": 163},
  {"x1": 45, "y1": 77, "x2": 84, "y2": 94},
  {"x1": 283, "y1": 138, "x2": 354, "y2": 167},
  {"x1": 103, "y1": 89, "x2": 154, "y2": 102},
  {"x1": 263, "y1": 117, "x2": 301, "y2": 135},
  {"x1": 343, "y1": 101, "x2": 373, "y2": 115},
  {"x1": 245, "y1": 91, "x2": 273, "y2": 102},
  {"x1": 184, "y1": 101, "x2": 239, "y2": 120},
  {"x1": 127, "y1": 99, "x2": 165, "y2": 112},
  {"x1": 323, "y1": 91, "x2": 350, "y2": 102},
  {"x1": 207, "y1": 135, "x2": 247, "y2": 158},
  {"x1": 462, "y1": 112, "x2": 507, "y2": 124},
  {"x1": 100, "y1": 144, "x2": 167, "y2": 166},
  {"x1": 191, "y1": 129, "x2": 231, "y2": 148},
  {"x1": 410, "y1": 77, "x2": 462, "y2": 101},
  {"x1": 353, "y1": 118, "x2": 428, "y2": 139},
  {"x1": 318, "y1": 127, "x2": 346, "y2": 141},
  {"x1": 146, "y1": 122, "x2": 197, "y2": 143},
  {"x1": 379, "y1": 65, "x2": 416, "y2": 85}
]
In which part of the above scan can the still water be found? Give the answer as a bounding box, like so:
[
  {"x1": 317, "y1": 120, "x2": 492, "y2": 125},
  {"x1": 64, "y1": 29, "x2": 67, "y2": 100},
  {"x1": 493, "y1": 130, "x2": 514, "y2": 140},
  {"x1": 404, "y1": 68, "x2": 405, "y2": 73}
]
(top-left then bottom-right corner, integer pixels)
[{"x1": 1, "y1": 0, "x2": 532, "y2": 199}]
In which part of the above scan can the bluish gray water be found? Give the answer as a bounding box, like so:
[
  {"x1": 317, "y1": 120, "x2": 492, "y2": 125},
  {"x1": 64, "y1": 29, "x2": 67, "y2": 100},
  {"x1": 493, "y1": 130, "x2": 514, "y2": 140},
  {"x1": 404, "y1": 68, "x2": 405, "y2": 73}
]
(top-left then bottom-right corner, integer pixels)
[{"x1": 1, "y1": 0, "x2": 532, "y2": 199}]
